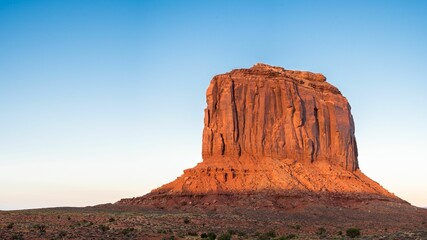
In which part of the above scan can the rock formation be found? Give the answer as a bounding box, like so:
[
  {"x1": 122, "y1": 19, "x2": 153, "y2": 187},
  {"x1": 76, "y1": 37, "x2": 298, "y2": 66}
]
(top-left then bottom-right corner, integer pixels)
[
  {"x1": 202, "y1": 63, "x2": 358, "y2": 171},
  {"x1": 118, "y1": 63, "x2": 401, "y2": 208}
]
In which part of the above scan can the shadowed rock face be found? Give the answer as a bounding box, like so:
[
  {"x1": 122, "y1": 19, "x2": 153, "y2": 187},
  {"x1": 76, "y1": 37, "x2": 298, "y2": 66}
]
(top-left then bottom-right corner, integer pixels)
[
  {"x1": 202, "y1": 63, "x2": 358, "y2": 171},
  {"x1": 117, "y1": 64, "x2": 401, "y2": 207}
]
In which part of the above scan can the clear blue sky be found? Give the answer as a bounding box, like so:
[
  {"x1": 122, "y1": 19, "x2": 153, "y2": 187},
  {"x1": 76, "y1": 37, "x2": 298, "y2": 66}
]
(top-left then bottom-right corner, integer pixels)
[{"x1": 1, "y1": 0, "x2": 426, "y2": 210}]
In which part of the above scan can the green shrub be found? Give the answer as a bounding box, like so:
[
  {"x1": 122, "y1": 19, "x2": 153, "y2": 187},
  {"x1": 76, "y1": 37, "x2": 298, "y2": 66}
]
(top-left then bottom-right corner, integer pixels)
[
  {"x1": 346, "y1": 228, "x2": 361, "y2": 238},
  {"x1": 7, "y1": 223, "x2": 14, "y2": 229},
  {"x1": 237, "y1": 230, "x2": 247, "y2": 237},
  {"x1": 33, "y1": 224, "x2": 47, "y2": 234},
  {"x1": 99, "y1": 224, "x2": 109, "y2": 232},
  {"x1": 207, "y1": 232, "x2": 217, "y2": 240},
  {"x1": 218, "y1": 233, "x2": 232, "y2": 240},
  {"x1": 266, "y1": 230, "x2": 276, "y2": 237},
  {"x1": 256, "y1": 235, "x2": 270, "y2": 240},
  {"x1": 11, "y1": 233, "x2": 24, "y2": 240},
  {"x1": 201, "y1": 232, "x2": 208, "y2": 238},
  {"x1": 162, "y1": 236, "x2": 175, "y2": 240},
  {"x1": 316, "y1": 227, "x2": 326, "y2": 236},
  {"x1": 280, "y1": 234, "x2": 297, "y2": 239},
  {"x1": 122, "y1": 227, "x2": 136, "y2": 236},
  {"x1": 58, "y1": 230, "x2": 67, "y2": 237}
]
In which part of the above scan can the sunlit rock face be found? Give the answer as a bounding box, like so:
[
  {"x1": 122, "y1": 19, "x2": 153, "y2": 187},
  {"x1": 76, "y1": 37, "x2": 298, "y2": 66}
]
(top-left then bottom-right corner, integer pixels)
[{"x1": 202, "y1": 63, "x2": 358, "y2": 171}]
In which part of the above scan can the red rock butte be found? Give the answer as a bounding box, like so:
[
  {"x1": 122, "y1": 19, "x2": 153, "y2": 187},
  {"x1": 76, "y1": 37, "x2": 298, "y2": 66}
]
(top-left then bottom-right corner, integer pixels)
[{"x1": 118, "y1": 63, "x2": 403, "y2": 208}]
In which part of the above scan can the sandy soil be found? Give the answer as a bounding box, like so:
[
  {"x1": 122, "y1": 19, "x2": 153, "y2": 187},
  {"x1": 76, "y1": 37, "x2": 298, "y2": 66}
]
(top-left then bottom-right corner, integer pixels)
[{"x1": 1, "y1": 199, "x2": 426, "y2": 240}]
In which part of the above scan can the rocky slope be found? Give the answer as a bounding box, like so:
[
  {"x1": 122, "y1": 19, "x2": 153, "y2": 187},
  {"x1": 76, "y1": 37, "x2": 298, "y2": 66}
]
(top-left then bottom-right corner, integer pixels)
[{"x1": 118, "y1": 63, "x2": 402, "y2": 208}]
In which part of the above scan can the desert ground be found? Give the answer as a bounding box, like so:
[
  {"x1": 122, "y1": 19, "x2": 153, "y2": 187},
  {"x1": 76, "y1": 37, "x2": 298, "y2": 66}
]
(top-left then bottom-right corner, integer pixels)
[{"x1": 1, "y1": 198, "x2": 426, "y2": 240}]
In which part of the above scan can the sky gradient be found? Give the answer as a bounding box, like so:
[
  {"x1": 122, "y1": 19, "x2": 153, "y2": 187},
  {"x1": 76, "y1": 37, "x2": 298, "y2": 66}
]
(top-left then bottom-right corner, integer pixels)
[{"x1": 1, "y1": 0, "x2": 427, "y2": 210}]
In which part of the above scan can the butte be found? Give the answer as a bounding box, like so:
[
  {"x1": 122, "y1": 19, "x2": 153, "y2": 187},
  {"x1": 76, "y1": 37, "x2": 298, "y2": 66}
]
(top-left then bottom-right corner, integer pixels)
[{"x1": 117, "y1": 63, "x2": 404, "y2": 210}]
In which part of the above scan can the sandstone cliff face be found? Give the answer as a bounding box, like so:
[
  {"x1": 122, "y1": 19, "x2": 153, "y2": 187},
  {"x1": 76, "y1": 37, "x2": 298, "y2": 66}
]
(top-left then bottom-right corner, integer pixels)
[
  {"x1": 202, "y1": 63, "x2": 358, "y2": 171},
  {"x1": 117, "y1": 64, "x2": 399, "y2": 207}
]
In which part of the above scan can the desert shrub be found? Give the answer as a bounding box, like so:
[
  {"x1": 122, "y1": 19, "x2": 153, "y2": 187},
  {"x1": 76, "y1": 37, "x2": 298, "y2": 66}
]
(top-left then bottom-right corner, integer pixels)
[
  {"x1": 201, "y1": 232, "x2": 208, "y2": 238},
  {"x1": 11, "y1": 233, "x2": 24, "y2": 240},
  {"x1": 346, "y1": 228, "x2": 361, "y2": 238},
  {"x1": 58, "y1": 230, "x2": 67, "y2": 237},
  {"x1": 183, "y1": 217, "x2": 190, "y2": 224},
  {"x1": 99, "y1": 224, "x2": 109, "y2": 232},
  {"x1": 187, "y1": 231, "x2": 198, "y2": 236},
  {"x1": 33, "y1": 224, "x2": 47, "y2": 234},
  {"x1": 266, "y1": 230, "x2": 276, "y2": 237},
  {"x1": 108, "y1": 217, "x2": 115, "y2": 222},
  {"x1": 162, "y1": 236, "x2": 175, "y2": 240},
  {"x1": 337, "y1": 230, "x2": 343, "y2": 235},
  {"x1": 218, "y1": 233, "x2": 232, "y2": 240},
  {"x1": 67, "y1": 216, "x2": 71, "y2": 220},
  {"x1": 237, "y1": 230, "x2": 247, "y2": 237},
  {"x1": 316, "y1": 227, "x2": 326, "y2": 236},
  {"x1": 7, "y1": 223, "x2": 14, "y2": 229},
  {"x1": 207, "y1": 231, "x2": 217, "y2": 240},
  {"x1": 277, "y1": 234, "x2": 297, "y2": 240},
  {"x1": 294, "y1": 225, "x2": 301, "y2": 230},
  {"x1": 121, "y1": 227, "x2": 136, "y2": 236},
  {"x1": 256, "y1": 234, "x2": 270, "y2": 240}
]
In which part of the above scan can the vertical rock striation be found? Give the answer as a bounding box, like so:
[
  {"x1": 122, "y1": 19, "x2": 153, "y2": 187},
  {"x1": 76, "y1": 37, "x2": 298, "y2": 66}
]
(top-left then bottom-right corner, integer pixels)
[{"x1": 202, "y1": 63, "x2": 358, "y2": 171}]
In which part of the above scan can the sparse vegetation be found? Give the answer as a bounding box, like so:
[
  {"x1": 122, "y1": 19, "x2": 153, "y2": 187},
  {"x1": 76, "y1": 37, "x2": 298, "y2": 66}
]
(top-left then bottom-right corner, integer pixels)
[
  {"x1": 58, "y1": 230, "x2": 67, "y2": 238},
  {"x1": 237, "y1": 230, "x2": 247, "y2": 237},
  {"x1": 207, "y1": 232, "x2": 217, "y2": 240},
  {"x1": 277, "y1": 234, "x2": 297, "y2": 240},
  {"x1": 293, "y1": 225, "x2": 301, "y2": 230},
  {"x1": 256, "y1": 234, "x2": 270, "y2": 240},
  {"x1": 7, "y1": 222, "x2": 14, "y2": 229},
  {"x1": 316, "y1": 227, "x2": 326, "y2": 236},
  {"x1": 33, "y1": 224, "x2": 47, "y2": 234},
  {"x1": 11, "y1": 233, "x2": 24, "y2": 240},
  {"x1": 218, "y1": 232, "x2": 232, "y2": 240},
  {"x1": 121, "y1": 227, "x2": 136, "y2": 236},
  {"x1": 99, "y1": 224, "x2": 109, "y2": 232},
  {"x1": 162, "y1": 236, "x2": 175, "y2": 240},
  {"x1": 266, "y1": 230, "x2": 276, "y2": 238},
  {"x1": 0, "y1": 205, "x2": 425, "y2": 239},
  {"x1": 346, "y1": 228, "x2": 361, "y2": 238}
]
